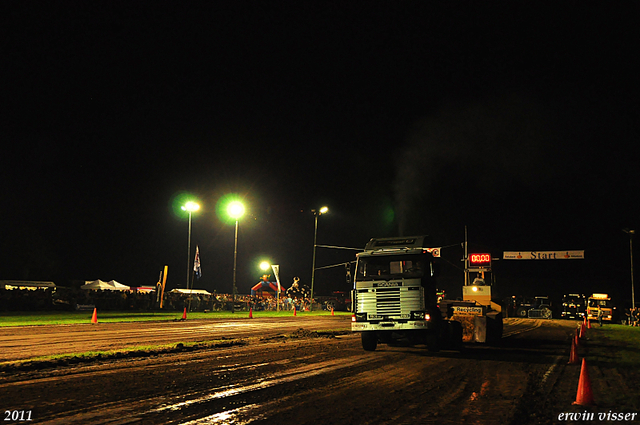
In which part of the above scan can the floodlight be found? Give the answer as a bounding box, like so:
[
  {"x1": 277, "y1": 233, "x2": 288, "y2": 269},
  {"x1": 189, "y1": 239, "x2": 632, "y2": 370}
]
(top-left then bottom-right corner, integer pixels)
[
  {"x1": 310, "y1": 205, "x2": 329, "y2": 310},
  {"x1": 227, "y1": 201, "x2": 245, "y2": 219},
  {"x1": 182, "y1": 201, "x2": 200, "y2": 212}
]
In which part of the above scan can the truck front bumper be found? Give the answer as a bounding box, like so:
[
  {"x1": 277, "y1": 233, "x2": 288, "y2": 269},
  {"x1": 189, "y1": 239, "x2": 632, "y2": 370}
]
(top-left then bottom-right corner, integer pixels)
[{"x1": 351, "y1": 320, "x2": 434, "y2": 332}]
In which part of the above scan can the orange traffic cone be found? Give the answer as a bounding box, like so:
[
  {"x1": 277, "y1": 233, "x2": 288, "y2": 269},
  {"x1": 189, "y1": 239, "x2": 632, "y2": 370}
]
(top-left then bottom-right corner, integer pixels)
[
  {"x1": 574, "y1": 334, "x2": 580, "y2": 348},
  {"x1": 293, "y1": 306, "x2": 297, "y2": 316},
  {"x1": 249, "y1": 308, "x2": 253, "y2": 319},
  {"x1": 331, "y1": 307, "x2": 334, "y2": 316},
  {"x1": 568, "y1": 338, "x2": 580, "y2": 365},
  {"x1": 572, "y1": 358, "x2": 595, "y2": 406},
  {"x1": 182, "y1": 307, "x2": 187, "y2": 320},
  {"x1": 579, "y1": 323, "x2": 586, "y2": 339},
  {"x1": 91, "y1": 308, "x2": 98, "y2": 324},
  {"x1": 587, "y1": 319, "x2": 592, "y2": 329}
]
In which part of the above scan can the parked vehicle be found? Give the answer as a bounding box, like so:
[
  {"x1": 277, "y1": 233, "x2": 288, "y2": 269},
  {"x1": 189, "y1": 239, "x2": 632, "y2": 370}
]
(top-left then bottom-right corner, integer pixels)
[
  {"x1": 561, "y1": 294, "x2": 586, "y2": 319},
  {"x1": 587, "y1": 293, "x2": 614, "y2": 323},
  {"x1": 506, "y1": 295, "x2": 552, "y2": 319},
  {"x1": 322, "y1": 291, "x2": 350, "y2": 311}
]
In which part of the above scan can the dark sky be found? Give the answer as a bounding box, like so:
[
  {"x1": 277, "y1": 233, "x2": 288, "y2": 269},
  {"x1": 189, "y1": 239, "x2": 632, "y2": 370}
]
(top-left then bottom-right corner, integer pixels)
[{"x1": 1, "y1": 2, "x2": 639, "y2": 304}]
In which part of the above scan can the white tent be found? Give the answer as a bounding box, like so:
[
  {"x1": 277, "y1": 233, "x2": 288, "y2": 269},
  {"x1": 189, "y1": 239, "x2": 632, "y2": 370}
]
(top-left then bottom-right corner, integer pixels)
[
  {"x1": 108, "y1": 280, "x2": 130, "y2": 290},
  {"x1": 169, "y1": 288, "x2": 212, "y2": 295},
  {"x1": 0, "y1": 280, "x2": 56, "y2": 290},
  {"x1": 81, "y1": 280, "x2": 112, "y2": 290},
  {"x1": 81, "y1": 280, "x2": 130, "y2": 291}
]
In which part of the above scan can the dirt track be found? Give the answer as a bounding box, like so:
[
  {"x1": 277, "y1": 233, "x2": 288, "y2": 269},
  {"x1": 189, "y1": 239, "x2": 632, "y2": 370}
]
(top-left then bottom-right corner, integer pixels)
[
  {"x1": 1, "y1": 318, "x2": 638, "y2": 424},
  {"x1": 0, "y1": 316, "x2": 349, "y2": 363}
]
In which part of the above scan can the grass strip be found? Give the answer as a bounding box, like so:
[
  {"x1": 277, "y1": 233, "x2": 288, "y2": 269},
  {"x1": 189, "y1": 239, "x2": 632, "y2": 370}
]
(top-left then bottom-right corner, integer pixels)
[
  {"x1": 0, "y1": 310, "x2": 350, "y2": 327},
  {"x1": 585, "y1": 324, "x2": 640, "y2": 369}
]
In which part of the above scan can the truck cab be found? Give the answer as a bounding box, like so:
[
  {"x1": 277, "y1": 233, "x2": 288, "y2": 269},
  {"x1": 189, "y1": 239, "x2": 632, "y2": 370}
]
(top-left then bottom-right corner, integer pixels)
[
  {"x1": 351, "y1": 236, "x2": 462, "y2": 352},
  {"x1": 587, "y1": 293, "x2": 613, "y2": 322},
  {"x1": 561, "y1": 294, "x2": 586, "y2": 319}
]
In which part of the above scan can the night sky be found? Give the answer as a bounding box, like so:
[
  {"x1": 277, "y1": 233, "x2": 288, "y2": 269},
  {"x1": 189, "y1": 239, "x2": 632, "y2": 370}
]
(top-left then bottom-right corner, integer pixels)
[{"x1": 2, "y1": 2, "x2": 639, "y2": 305}]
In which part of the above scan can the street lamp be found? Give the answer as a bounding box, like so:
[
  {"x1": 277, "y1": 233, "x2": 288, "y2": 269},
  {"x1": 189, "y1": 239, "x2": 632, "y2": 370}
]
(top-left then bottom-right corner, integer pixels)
[
  {"x1": 623, "y1": 228, "x2": 635, "y2": 309},
  {"x1": 227, "y1": 201, "x2": 245, "y2": 302},
  {"x1": 310, "y1": 206, "x2": 329, "y2": 310},
  {"x1": 181, "y1": 201, "x2": 200, "y2": 292}
]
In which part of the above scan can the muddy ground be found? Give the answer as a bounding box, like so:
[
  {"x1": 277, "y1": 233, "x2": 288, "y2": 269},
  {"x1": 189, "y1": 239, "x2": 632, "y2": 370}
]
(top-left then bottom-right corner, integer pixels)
[{"x1": 0, "y1": 318, "x2": 638, "y2": 424}]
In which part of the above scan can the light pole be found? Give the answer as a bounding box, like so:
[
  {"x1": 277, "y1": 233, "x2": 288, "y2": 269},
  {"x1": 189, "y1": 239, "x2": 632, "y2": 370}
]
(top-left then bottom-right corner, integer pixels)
[
  {"x1": 181, "y1": 201, "x2": 200, "y2": 292},
  {"x1": 623, "y1": 228, "x2": 635, "y2": 309},
  {"x1": 310, "y1": 206, "x2": 328, "y2": 310},
  {"x1": 227, "y1": 201, "x2": 245, "y2": 302}
]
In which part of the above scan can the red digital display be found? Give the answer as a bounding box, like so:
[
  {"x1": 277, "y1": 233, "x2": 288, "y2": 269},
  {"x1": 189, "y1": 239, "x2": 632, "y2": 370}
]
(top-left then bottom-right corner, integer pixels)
[{"x1": 469, "y1": 253, "x2": 491, "y2": 264}]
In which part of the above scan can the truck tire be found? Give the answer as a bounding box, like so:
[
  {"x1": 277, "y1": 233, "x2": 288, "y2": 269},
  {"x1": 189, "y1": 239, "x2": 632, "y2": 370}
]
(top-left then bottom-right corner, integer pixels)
[
  {"x1": 516, "y1": 307, "x2": 528, "y2": 317},
  {"x1": 361, "y1": 331, "x2": 377, "y2": 351}
]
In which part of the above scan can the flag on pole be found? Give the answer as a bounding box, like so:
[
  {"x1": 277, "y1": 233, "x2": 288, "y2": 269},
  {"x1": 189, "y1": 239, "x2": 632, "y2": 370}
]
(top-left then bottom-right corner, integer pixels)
[
  {"x1": 193, "y1": 246, "x2": 201, "y2": 279},
  {"x1": 271, "y1": 264, "x2": 281, "y2": 293}
]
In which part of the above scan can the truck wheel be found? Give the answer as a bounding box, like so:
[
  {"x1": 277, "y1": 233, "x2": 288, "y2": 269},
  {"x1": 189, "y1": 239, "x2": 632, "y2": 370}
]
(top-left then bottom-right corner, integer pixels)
[
  {"x1": 516, "y1": 307, "x2": 527, "y2": 317},
  {"x1": 361, "y1": 332, "x2": 377, "y2": 351}
]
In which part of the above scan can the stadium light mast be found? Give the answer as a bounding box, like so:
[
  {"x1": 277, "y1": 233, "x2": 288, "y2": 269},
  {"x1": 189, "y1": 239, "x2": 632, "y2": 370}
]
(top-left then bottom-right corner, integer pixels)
[
  {"x1": 227, "y1": 201, "x2": 245, "y2": 303},
  {"x1": 623, "y1": 228, "x2": 635, "y2": 309},
  {"x1": 181, "y1": 201, "x2": 200, "y2": 293},
  {"x1": 310, "y1": 206, "x2": 329, "y2": 311}
]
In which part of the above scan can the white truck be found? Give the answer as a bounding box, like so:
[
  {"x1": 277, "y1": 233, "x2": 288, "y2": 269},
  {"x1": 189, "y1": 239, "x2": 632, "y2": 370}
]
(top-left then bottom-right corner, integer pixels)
[
  {"x1": 351, "y1": 236, "x2": 463, "y2": 352},
  {"x1": 586, "y1": 293, "x2": 614, "y2": 323}
]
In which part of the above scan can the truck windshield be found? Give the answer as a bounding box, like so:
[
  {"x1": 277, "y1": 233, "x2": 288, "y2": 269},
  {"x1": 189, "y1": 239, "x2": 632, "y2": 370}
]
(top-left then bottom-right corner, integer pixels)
[
  {"x1": 355, "y1": 255, "x2": 425, "y2": 281},
  {"x1": 588, "y1": 299, "x2": 612, "y2": 308},
  {"x1": 563, "y1": 296, "x2": 584, "y2": 306}
]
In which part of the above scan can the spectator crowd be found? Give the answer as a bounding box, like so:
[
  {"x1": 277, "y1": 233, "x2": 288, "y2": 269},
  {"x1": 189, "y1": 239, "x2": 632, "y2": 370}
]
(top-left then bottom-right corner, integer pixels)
[
  {"x1": 0, "y1": 286, "x2": 319, "y2": 312},
  {"x1": 625, "y1": 307, "x2": 639, "y2": 326}
]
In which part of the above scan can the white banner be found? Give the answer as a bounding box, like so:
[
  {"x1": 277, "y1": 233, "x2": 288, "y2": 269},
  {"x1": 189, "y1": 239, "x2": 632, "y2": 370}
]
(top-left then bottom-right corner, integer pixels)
[
  {"x1": 503, "y1": 251, "x2": 584, "y2": 260},
  {"x1": 271, "y1": 265, "x2": 281, "y2": 291}
]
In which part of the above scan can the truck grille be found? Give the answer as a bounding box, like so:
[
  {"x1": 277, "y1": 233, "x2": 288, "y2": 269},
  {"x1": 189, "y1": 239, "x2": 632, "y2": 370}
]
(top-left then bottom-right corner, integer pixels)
[
  {"x1": 375, "y1": 288, "x2": 401, "y2": 315},
  {"x1": 356, "y1": 286, "x2": 423, "y2": 317}
]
